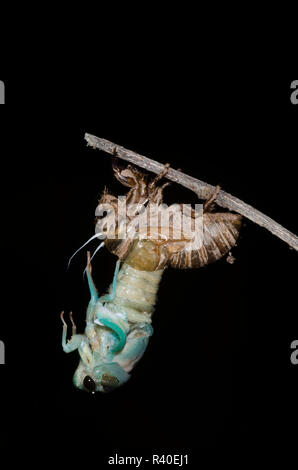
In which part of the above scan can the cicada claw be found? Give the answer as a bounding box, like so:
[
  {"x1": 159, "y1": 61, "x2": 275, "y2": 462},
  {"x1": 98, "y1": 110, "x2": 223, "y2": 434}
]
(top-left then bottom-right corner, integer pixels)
[
  {"x1": 60, "y1": 311, "x2": 77, "y2": 339},
  {"x1": 69, "y1": 311, "x2": 77, "y2": 336},
  {"x1": 60, "y1": 310, "x2": 67, "y2": 327}
]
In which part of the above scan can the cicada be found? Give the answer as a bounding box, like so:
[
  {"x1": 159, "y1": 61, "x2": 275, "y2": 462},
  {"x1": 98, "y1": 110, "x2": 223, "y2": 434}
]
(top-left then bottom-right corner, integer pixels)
[{"x1": 61, "y1": 160, "x2": 242, "y2": 393}]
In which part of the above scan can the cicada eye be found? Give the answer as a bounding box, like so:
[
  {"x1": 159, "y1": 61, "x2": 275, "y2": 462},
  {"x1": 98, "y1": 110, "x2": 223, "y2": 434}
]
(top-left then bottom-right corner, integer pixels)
[
  {"x1": 101, "y1": 374, "x2": 120, "y2": 393},
  {"x1": 83, "y1": 375, "x2": 96, "y2": 393},
  {"x1": 97, "y1": 210, "x2": 108, "y2": 220}
]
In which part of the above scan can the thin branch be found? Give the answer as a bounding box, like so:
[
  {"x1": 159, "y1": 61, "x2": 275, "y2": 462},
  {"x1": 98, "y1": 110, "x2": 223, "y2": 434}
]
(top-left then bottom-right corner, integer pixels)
[{"x1": 85, "y1": 133, "x2": 298, "y2": 252}]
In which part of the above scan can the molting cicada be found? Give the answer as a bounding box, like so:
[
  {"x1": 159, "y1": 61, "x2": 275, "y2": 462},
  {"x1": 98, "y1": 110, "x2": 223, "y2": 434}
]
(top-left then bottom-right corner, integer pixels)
[{"x1": 61, "y1": 159, "x2": 242, "y2": 393}]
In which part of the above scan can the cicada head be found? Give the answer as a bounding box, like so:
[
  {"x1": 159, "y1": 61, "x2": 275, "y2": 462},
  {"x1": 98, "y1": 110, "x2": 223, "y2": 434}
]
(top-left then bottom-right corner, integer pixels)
[{"x1": 73, "y1": 359, "x2": 130, "y2": 393}]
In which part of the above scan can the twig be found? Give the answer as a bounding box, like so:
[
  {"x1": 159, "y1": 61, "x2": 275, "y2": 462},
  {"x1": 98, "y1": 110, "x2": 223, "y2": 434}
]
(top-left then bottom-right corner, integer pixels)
[{"x1": 85, "y1": 133, "x2": 298, "y2": 252}]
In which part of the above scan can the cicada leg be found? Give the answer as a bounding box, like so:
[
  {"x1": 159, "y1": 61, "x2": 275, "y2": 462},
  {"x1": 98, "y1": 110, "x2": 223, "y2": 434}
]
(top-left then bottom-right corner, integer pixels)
[
  {"x1": 148, "y1": 162, "x2": 170, "y2": 188},
  {"x1": 148, "y1": 163, "x2": 171, "y2": 204},
  {"x1": 99, "y1": 259, "x2": 121, "y2": 303},
  {"x1": 85, "y1": 252, "x2": 120, "y2": 319},
  {"x1": 203, "y1": 185, "x2": 221, "y2": 212},
  {"x1": 86, "y1": 251, "x2": 99, "y2": 303},
  {"x1": 61, "y1": 311, "x2": 83, "y2": 352},
  {"x1": 86, "y1": 253, "x2": 125, "y2": 353},
  {"x1": 84, "y1": 251, "x2": 100, "y2": 326},
  {"x1": 60, "y1": 311, "x2": 93, "y2": 366}
]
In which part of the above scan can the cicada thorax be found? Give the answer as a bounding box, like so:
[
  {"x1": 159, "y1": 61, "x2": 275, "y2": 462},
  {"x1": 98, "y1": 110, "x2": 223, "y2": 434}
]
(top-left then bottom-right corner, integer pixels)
[
  {"x1": 95, "y1": 160, "x2": 242, "y2": 272},
  {"x1": 101, "y1": 221, "x2": 191, "y2": 271}
]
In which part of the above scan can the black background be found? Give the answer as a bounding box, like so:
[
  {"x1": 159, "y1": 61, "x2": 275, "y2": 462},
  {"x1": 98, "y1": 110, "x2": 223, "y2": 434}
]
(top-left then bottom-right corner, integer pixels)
[{"x1": 0, "y1": 39, "x2": 297, "y2": 465}]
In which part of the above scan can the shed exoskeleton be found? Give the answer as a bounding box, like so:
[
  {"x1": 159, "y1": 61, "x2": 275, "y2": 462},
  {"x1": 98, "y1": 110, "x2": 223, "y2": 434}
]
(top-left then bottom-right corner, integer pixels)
[{"x1": 96, "y1": 160, "x2": 242, "y2": 270}]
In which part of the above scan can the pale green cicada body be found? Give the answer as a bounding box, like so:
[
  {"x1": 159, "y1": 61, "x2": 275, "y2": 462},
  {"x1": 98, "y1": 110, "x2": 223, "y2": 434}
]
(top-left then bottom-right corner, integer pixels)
[{"x1": 61, "y1": 251, "x2": 160, "y2": 393}]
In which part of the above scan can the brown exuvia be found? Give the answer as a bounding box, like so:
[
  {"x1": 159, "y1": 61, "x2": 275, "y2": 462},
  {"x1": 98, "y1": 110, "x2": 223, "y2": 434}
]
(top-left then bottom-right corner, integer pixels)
[{"x1": 95, "y1": 160, "x2": 242, "y2": 272}]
